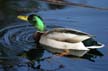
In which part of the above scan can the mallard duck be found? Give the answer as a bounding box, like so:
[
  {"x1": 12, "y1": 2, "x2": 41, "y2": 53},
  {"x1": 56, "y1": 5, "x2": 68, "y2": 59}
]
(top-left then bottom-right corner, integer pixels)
[{"x1": 17, "y1": 14, "x2": 104, "y2": 57}]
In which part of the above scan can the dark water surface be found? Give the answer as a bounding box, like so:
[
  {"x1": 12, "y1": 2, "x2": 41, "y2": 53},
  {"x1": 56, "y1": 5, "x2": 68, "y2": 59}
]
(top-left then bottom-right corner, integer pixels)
[{"x1": 0, "y1": 0, "x2": 108, "y2": 71}]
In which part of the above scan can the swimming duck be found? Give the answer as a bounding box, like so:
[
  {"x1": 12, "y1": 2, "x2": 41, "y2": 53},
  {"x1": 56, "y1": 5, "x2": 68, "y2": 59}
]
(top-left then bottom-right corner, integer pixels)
[{"x1": 17, "y1": 14, "x2": 104, "y2": 57}]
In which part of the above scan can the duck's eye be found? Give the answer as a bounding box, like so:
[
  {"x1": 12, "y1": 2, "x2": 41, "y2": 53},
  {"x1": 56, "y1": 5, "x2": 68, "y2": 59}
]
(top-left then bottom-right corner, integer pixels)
[
  {"x1": 32, "y1": 20, "x2": 36, "y2": 22},
  {"x1": 32, "y1": 18, "x2": 37, "y2": 23}
]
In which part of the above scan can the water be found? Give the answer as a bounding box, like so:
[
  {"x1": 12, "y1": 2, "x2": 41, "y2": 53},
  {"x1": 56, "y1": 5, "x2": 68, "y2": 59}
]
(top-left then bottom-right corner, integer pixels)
[{"x1": 0, "y1": 0, "x2": 108, "y2": 71}]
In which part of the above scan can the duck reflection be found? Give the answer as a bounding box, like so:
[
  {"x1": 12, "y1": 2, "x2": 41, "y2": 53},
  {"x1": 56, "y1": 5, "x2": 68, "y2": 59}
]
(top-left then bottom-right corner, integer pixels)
[
  {"x1": 18, "y1": 45, "x2": 65, "y2": 71},
  {"x1": 0, "y1": 42, "x2": 64, "y2": 71},
  {"x1": 19, "y1": 45, "x2": 44, "y2": 69},
  {"x1": 0, "y1": 43, "x2": 104, "y2": 71},
  {"x1": 64, "y1": 49, "x2": 103, "y2": 62},
  {"x1": 82, "y1": 49, "x2": 103, "y2": 62}
]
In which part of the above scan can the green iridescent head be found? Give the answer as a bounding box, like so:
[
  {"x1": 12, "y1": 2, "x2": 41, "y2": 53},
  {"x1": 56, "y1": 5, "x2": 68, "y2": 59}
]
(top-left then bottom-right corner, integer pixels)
[{"x1": 27, "y1": 14, "x2": 46, "y2": 32}]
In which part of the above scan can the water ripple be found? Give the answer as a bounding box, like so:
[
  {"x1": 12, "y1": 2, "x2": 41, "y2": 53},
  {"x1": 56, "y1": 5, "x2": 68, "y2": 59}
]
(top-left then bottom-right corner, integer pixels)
[{"x1": 0, "y1": 24, "x2": 36, "y2": 52}]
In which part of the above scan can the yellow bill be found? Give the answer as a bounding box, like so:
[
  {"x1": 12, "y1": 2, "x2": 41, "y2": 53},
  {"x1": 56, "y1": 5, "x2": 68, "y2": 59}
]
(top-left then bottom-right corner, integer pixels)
[{"x1": 17, "y1": 15, "x2": 28, "y2": 21}]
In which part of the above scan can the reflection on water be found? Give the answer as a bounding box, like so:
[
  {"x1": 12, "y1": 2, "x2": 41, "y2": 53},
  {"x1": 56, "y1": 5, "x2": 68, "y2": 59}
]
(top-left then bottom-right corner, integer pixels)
[
  {"x1": 40, "y1": 0, "x2": 108, "y2": 10},
  {"x1": 65, "y1": 49, "x2": 103, "y2": 62},
  {"x1": 0, "y1": 0, "x2": 42, "y2": 28},
  {"x1": 0, "y1": 0, "x2": 107, "y2": 28},
  {"x1": 48, "y1": 3, "x2": 66, "y2": 9},
  {"x1": 0, "y1": 0, "x2": 107, "y2": 25}
]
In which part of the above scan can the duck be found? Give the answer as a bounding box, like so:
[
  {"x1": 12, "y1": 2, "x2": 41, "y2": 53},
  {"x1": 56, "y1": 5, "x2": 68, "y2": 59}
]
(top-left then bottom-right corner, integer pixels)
[{"x1": 17, "y1": 14, "x2": 104, "y2": 57}]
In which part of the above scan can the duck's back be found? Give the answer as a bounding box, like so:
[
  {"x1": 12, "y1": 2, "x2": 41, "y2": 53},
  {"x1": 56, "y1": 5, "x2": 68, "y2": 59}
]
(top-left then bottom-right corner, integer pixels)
[{"x1": 43, "y1": 28, "x2": 91, "y2": 43}]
